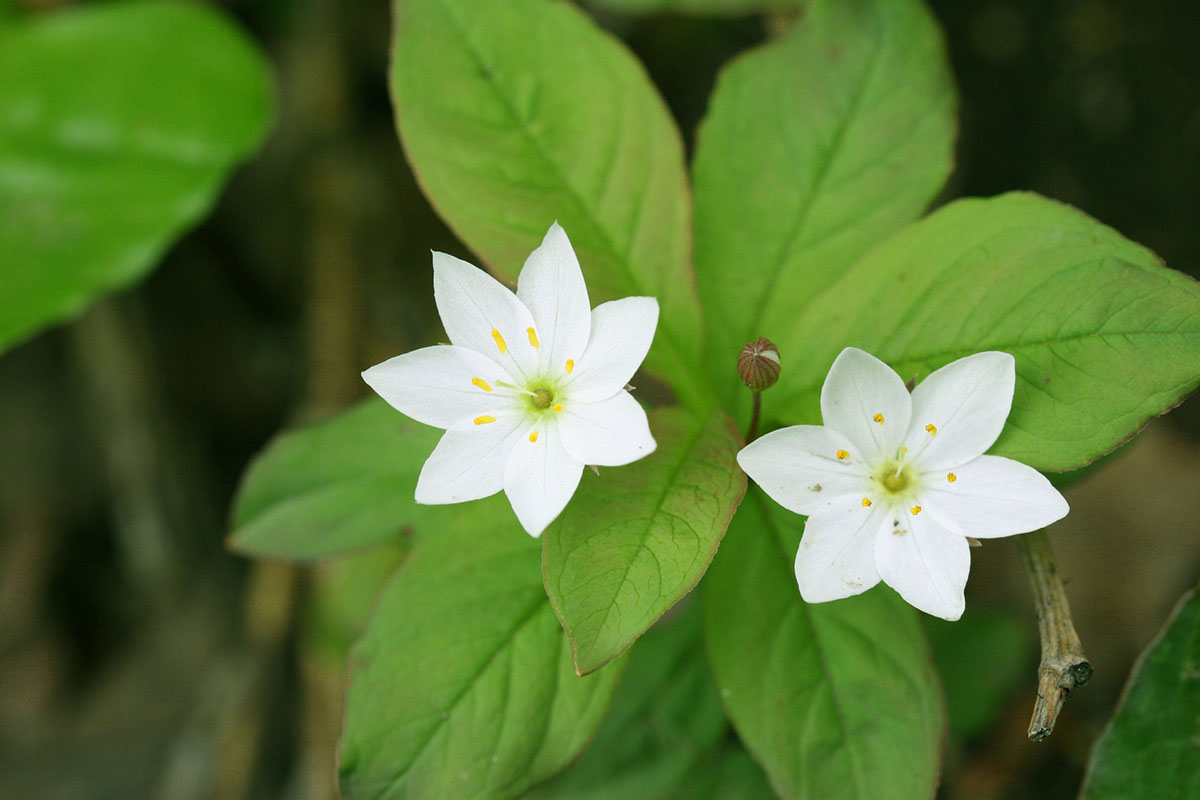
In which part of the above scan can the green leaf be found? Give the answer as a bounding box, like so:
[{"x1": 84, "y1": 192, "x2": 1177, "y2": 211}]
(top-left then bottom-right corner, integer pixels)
[
  {"x1": 0, "y1": 0, "x2": 273, "y2": 354},
  {"x1": 692, "y1": 0, "x2": 955, "y2": 407},
  {"x1": 391, "y1": 0, "x2": 708, "y2": 407},
  {"x1": 340, "y1": 522, "x2": 625, "y2": 800},
  {"x1": 528, "y1": 603, "x2": 731, "y2": 800},
  {"x1": 771, "y1": 192, "x2": 1200, "y2": 472},
  {"x1": 588, "y1": 0, "x2": 804, "y2": 15},
  {"x1": 703, "y1": 489, "x2": 945, "y2": 800},
  {"x1": 1080, "y1": 588, "x2": 1200, "y2": 800},
  {"x1": 229, "y1": 398, "x2": 446, "y2": 561},
  {"x1": 543, "y1": 407, "x2": 746, "y2": 674}
]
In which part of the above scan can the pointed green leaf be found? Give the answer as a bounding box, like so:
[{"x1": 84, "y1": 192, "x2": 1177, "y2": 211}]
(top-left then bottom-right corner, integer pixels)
[
  {"x1": 1081, "y1": 588, "x2": 1200, "y2": 800},
  {"x1": 529, "y1": 604, "x2": 731, "y2": 800},
  {"x1": 340, "y1": 522, "x2": 625, "y2": 800},
  {"x1": 692, "y1": 0, "x2": 955, "y2": 405},
  {"x1": 771, "y1": 192, "x2": 1200, "y2": 472},
  {"x1": 543, "y1": 407, "x2": 746, "y2": 674},
  {"x1": 703, "y1": 490, "x2": 945, "y2": 799},
  {"x1": 0, "y1": 0, "x2": 273, "y2": 354},
  {"x1": 229, "y1": 399, "x2": 445, "y2": 561},
  {"x1": 391, "y1": 0, "x2": 708, "y2": 407}
]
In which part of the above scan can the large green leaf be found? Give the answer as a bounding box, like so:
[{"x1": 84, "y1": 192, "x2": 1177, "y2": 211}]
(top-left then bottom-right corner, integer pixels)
[
  {"x1": 228, "y1": 398, "x2": 445, "y2": 561},
  {"x1": 771, "y1": 192, "x2": 1200, "y2": 472},
  {"x1": 0, "y1": 0, "x2": 273, "y2": 354},
  {"x1": 692, "y1": 0, "x2": 955, "y2": 407},
  {"x1": 528, "y1": 604, "x2": 731, "y2": 800},
  {"x1": 1080, "y1": 588, "x2": 1200, "y2": 800},
  {"x1": 703, "y1": 489, "x2": 945, "y2": 799},
  {"x1": 391, "y1": 0, "x2": 708, "y2": 407},
  {"x1": 340, "y1": 522, "x2": 625, "y2": 800},
  {"x1": 542, "y1": 407, "x2": 745, "y2": 674}
]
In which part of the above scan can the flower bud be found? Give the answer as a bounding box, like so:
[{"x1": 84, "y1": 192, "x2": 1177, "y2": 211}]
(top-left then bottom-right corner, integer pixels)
[{"x1": 737, "y1": 337, "x2": 781, "y2": 391}]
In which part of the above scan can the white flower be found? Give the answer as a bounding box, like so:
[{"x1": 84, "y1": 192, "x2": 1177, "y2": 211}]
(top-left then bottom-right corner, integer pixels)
[
  {"x1": 363, "y1": 223, "x2": 659, "y2": 537},
  {"x1": 737, "y1": 347, "x2": 1069, "y2": 620}
]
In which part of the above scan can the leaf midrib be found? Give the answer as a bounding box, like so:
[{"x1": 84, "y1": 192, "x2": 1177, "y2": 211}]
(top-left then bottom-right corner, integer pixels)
[
  {"x1": 425, "y1": 0, "x2": 704, "y2": 396},
  {"x1": 746, "y1": 5, "x2": 889, "y2": 342},
  {"x1": 567, "y1": 413, "x2": 714, "y2": 668},
  {"x1": 754, "y1": 490, "x2": 870, "y2": 800},
  {"x1": 373, "y1": 588, "x2": 548, "y2": 798}
]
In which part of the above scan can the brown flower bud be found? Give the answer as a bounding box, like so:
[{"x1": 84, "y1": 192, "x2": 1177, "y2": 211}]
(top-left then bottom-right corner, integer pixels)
[{"x1": 737, "y1": 337, "x2": 781, "y2": 391}]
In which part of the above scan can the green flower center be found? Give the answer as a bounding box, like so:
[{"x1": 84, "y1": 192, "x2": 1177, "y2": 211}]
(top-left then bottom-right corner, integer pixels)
[
  {"x1": 875, "y1": 461, "x2": 917, "y2": 499},
  {"x1": 530, "y1": 387, "x2": 554, "y2": 410}
]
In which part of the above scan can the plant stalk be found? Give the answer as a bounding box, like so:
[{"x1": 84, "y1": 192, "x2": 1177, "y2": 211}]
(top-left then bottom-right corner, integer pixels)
[
  {"x1": 746, "y1": 391, "x2": 762, "y2": 443},
  {"x1": 1017, "y1": 529, "x2": 1092, "y2": 742}
]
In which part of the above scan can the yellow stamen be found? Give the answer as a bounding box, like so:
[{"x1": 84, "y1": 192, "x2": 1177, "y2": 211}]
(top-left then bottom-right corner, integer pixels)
[
  {"x1": 565, "y1": 359, "x2": 574, "y2": 374},
  {"x1": 473, "y1": 415, "x2": 496, "y2": 425},
  {"x1": 861, "y1": 498, "x2": 872, "y2": 507},
  {"x1": 529, "y1": 431, "x2": 539, "y2": 443},
  {"x1": 491, "y1": 329, "x2": 507, "y2": 353},
  {"x1": 910, "y1": 505, "x2": 922, "y2": 515},
  {"x1": 836, "y1": 450, "x2": 850, "y2": 460},
  {"x1": 552, "y1": 404, "x2": 564, "y2": 412},
  {"x1": 947, "y1": 472, "x2": 957, "y2": 483},
  {"x1": 925, "y1": 423, "x2": 937, "y2": 436},
  {"x1": 527, "y1": 327, "x2": 540, "y2": 348},
  {"x1": 471, "y1": 377, "x2": 492, "y2": 392},
  {"x1": 873, "y1": 413, "x2": 884, "y2": 424}
]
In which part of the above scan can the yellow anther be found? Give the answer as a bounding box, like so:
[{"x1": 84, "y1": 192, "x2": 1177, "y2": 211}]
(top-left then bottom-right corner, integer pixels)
[
  {"x1": 910, "y1": 505, "x2": 922, "y2": 515},
  {"x1": 861, "y1": 498, "x2": 872, "y2": 507},
  {"x1": 529, "y1": 431, "x2": 539, "y2": 443},
  {"x1": 565, "y1": 359, "x2": 574, "y2": 374},
  {"x1": 873, "y1": 413, "x2": 884, "y2": 424},
  {"x1": 527, "y1": 327, "x2": 540, "y2": 348},
  {"x1": 925, "y1": 423, "x2": 937, "y2": 436},
  {"x1": 947, "y1": 472, "x2": 957, "y2": 483},
  {"x1": 473, "y1": 415, "x2": 496, "y2": 425},
  {"x1": 471, "y1": 377, "x2": 492, "y2": 392},
  {"x1": 836, "y1": 450, "x2": 850, "y2": 460},
  {"x1": 491, "y1": 329, "x2": 507, "y2": 354},
  {"x1": 552, "y1": 404, "x2": 564, "y2": 412}
]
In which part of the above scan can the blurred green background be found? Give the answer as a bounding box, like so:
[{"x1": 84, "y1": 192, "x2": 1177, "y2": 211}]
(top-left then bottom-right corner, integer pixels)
[{"x1": 0, "y1": 0, "x2": 1197, "y2": 798}]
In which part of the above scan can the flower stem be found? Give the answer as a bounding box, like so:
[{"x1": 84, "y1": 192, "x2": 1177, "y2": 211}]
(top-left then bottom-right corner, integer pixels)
[
  {"x1": 746, "y1": 392, "x2": 762, "y2": 443},
  {"x1": 1017, "y1": 529, "x2": 1093, "y2": 742}
]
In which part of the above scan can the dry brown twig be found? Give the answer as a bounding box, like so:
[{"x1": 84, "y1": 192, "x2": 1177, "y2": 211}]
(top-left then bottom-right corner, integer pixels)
[{"x1": 1016, "y1": 529, "x2": 1093, "y2": 742}]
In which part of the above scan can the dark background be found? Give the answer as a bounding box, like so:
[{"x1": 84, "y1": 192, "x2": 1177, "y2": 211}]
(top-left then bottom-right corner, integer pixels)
[{"x1": 1, "y1": 1, "x2": 1196, "y2": 797}]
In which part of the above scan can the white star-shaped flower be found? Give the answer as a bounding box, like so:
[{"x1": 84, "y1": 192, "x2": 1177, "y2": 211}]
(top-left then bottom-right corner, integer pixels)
[
  {"x1": 737, "y1": 347, "x2": 1069, "y2": 620},
  {"x1": 363, "y1": 223, "x2": 659, "y2": 537}
]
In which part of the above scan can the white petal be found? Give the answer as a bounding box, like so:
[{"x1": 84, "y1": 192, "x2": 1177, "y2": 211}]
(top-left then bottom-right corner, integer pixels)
[
  {"x1": 794, "y1": 504, "x2": 886, "y2": 603},
  {"x1": 907, "y1": 351, "x2": 1015, "y2": 471},
  {"x1": 874, "y1": 511, "x2": 969, "y2": 621},
  {"x1": 921, "y1": 455, "x2": 1069, "y2": 538},
  {"x1": 503, "y1": 424, "x2": 584, "y2": 537},
  {"x1": 567, "y1": 297, "x2": 659, "y2": 403},
  {"x1": 820, "y1": 347, "x2": 912, "y2": 460},
  {"x1": 433, "y1": 250, "x2": 539, "y2": 379},
  {"x1": 558, "y1": 391, "x2": 656, "y2": 467},
  {"x1": 362, "y1": 345, "x2": 518, "y2": 429},
  {"x1": 737, "y1": 425, "x2": 872, "y2": 516},
  {"x1": 516, "y1": 223, "x2": 591, "y2": 374},
  {"x1": 415, "y1": 416, "x2": 524, "y2": 505}
]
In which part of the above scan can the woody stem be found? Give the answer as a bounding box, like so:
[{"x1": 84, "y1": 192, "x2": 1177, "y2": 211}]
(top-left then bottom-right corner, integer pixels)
[{"x1": 1017, "y1": 529, "x2": 1092, "y2": 742}]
